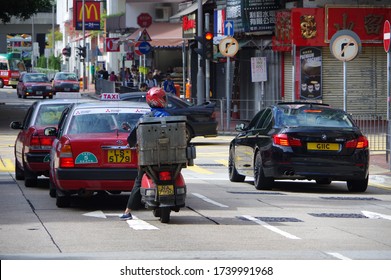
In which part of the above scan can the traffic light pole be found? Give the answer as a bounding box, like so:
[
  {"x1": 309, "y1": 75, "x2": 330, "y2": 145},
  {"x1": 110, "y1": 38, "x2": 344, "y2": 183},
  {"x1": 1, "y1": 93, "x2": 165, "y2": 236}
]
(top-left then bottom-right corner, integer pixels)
[
  {"x1": 196, "y1": 0, "x2": 204, "y2": 105},
  {"x1": 82, "y1": 0, "x2": 87, "y2": 91},
  {"x1": 205, "y1": 13, "x2": 210, "y2": 102}
]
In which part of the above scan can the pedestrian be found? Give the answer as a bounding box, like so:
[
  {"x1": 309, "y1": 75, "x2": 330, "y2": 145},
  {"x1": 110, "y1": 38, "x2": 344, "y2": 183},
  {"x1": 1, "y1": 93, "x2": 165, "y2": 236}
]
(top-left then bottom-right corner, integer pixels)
[
  {"x1": 139, "y1": 82, "x2": 148, "y2": 92},
  {"x1": 145, "y1": 71, "x2": 158, "y2": 88},
  {"x1": 102, "y1": 67, "x2": 109, "y2": 80},
  {"x1": 109, "y1": 71, "x2": 118, "y2": 82},
  {"x1": 162, "y1": 74, "x2": 176, "y2": 95},
  {"x1": 120, "y1": 87, "x2": 170, "y2": 220}
]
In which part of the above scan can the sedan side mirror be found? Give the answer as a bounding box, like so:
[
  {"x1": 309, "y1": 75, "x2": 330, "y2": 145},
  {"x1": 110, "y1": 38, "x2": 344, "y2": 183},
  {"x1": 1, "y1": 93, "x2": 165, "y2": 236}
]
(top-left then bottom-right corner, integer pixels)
[{"x1": 235, "y1": 123, "x2": 246, "y2": 131}]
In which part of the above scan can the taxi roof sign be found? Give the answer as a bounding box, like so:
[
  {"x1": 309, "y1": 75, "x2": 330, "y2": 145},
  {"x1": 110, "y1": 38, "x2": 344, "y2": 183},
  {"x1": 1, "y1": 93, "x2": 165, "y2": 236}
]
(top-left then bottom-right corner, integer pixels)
[{"x1": 100, "y1": 92, "x2": 120, "y2": 100}]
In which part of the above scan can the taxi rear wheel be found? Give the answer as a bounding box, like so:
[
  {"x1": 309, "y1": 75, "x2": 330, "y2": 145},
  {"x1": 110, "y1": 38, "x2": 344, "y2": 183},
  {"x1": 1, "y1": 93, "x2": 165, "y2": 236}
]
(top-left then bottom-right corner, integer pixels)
[
  {"x1": 24, "y1": 166, "x2": 37, "y2": 188},
  {"x1": 49, "y1": 180, "x2": 56, "y2": 198},
  {"x1": 15, "y1": 160, "x2": 24, "y2": 180},
  {"x1": 56, "y1": 190, "x2": 71, "y2": 208}
]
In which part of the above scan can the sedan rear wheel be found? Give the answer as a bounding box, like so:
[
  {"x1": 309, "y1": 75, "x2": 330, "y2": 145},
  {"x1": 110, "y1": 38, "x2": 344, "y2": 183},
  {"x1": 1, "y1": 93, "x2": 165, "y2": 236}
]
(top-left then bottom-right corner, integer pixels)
[
  {"x1": 254, "y1": 152, "x2": 273, "y2": 190},
  {"x1": 228, "y1": 148, "x2": 245, "y2": 182},
  {"x1": 347, "y1": 177, "x2": 368, "y2": 192}
]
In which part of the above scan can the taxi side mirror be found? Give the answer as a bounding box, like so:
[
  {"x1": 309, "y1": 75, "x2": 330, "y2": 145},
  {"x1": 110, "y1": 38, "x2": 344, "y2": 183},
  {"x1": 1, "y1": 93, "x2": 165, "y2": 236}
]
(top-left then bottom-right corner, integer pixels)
[
  {"x1": 44, "y1": 127, "x2": 57, "y2": 136},
  {"x1": 9, "y1": 121, "x2": 23, "y2": 129}
]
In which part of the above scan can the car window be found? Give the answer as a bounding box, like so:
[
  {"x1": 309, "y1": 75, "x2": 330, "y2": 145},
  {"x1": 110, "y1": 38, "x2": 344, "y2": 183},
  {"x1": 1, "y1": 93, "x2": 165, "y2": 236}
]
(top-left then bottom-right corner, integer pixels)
[
  {"x1": 67, "y1": 110, "x2": 145, "y2": 134},
  {"x1": 22, "y1": 105, "x2": 35, "y2": 130},
  {"x1": 255, "y1": 108, "x2": 273, "y2": 130},
  {"x1": 35, "y1": 104, "x2": 69, "y2": 126},
  {"x1": 274, "y1": 105, "x2": 354, "y2": 128}
]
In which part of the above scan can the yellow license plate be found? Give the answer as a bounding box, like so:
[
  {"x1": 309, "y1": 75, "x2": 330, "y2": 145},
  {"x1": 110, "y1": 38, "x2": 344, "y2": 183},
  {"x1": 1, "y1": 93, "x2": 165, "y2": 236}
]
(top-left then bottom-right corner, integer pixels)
[
  {"x1": 107, "y1": 149, "x2": 131, "y2": 163},
  {"x1": 307, "y1": 143, "x2": 340, "y2": 151},
  {"x1": 158, "y1": 185, "x2": 174, "y2": 196}
]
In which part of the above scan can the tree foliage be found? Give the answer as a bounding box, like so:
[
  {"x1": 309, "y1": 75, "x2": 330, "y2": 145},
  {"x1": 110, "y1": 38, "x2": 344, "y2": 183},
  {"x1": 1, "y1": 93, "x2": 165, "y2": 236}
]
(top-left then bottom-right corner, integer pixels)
[{"x1": 0, "y1": 0, "x2": 53, "y2": 24}]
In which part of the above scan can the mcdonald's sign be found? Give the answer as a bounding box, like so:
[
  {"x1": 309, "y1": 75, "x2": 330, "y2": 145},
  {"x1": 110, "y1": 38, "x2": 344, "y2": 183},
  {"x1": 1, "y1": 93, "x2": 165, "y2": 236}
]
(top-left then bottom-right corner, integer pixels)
[{"x1": 73, "y1": 0, "x2": 101, "y2": 31}]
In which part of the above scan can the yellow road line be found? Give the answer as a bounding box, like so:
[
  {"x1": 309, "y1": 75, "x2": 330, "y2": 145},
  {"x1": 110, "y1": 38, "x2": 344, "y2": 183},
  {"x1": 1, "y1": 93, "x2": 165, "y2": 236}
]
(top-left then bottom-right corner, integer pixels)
[
  {"x1": 216, "y1": 159, "x2": 228, "y2": 167},
  {"x1": 0, "y1": 158, "x2": 14, "y2": 172},
  {"x1": 187, "y1": 165, "x2": 214, "y2": 174}
]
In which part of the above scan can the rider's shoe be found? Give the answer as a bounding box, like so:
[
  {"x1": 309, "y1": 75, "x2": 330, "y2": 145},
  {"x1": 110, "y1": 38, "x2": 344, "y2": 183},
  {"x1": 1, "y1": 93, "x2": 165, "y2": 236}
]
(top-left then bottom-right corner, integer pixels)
[{"x1": 120, "y1": 213, "x2": 133, "y2": 220}]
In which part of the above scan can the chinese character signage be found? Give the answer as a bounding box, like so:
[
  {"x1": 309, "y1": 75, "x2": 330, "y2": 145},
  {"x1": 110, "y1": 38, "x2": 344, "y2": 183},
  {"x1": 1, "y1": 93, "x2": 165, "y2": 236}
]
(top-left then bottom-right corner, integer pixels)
[
  {"x1": 251, "y1": 57, "x2": 267, "y2": 82},
  {"x1": 226, "y1": 0, "x2": 282, "y2": 33},
  {"x1": 325, "y1": 5, "x2": 391, "y2": 43},
  {"x1": 73, "y1": 0, "x2": 101, "y2": 31},
  {"x1": 300, "y1": 47, "x2": 322, "y2": 100}
]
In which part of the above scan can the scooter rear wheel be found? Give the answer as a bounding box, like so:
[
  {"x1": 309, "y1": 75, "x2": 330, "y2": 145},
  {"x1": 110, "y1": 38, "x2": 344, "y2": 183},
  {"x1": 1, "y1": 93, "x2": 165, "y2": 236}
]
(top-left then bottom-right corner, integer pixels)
[
  {"x1": 160, "y1": 207, "x2": 171, "y2": 223},
  {"x1": 153, "y1": 208, "x2": 161, "y2": 217}
]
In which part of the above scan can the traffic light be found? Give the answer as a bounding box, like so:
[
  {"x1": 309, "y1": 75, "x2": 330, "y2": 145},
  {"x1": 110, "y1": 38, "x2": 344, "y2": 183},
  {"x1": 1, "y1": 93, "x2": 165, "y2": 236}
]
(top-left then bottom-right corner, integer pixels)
[
  {"x1": 77, "y1": 46, "x2": 86, "y2": 58},
  {"x1": 204, "y1": 31, "x2": 213, "y2": 60},
  {"x1": 194, "y1": 32, "x2": 214, "y2": 61}
]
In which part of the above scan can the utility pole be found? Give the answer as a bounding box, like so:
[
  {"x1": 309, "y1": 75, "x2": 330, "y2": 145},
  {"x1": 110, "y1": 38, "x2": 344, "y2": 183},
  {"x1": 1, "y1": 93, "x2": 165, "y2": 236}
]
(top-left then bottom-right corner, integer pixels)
[
  {"x1": 196, "y1": 0, "x2": 204, "y2": 105},
  {"x1": 82, "y1": 0, "x2": 87, "y2": 90}
]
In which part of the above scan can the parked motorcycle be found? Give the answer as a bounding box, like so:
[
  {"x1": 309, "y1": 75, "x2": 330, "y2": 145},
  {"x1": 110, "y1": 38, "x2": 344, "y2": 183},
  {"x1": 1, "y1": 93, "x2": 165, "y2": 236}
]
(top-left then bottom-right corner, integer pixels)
[{"x1": 137, "y1": 116, "x2": 195, "y2": 223}]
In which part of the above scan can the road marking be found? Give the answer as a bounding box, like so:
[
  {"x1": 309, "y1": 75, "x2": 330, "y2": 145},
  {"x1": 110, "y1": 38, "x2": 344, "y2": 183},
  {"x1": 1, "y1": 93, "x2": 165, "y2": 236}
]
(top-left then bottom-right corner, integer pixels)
[
  {"x1": 126, "y1": 216, "x2": 159, "y2": 230},
  {"x1": 241, "y1": 215, "x2": 301, "y2": 240},
  {"x1": 326, "y1": 252, "x2": 352, "y2": 260},
  {"x1": 192, "y1": 193, "x2": 229, "y2": 208},
  {"x1": 0, "y1": 158, "x2": 13, "y2": 172},
  {"x1": 362, "y1": 210, "x2": 391, "y2": 221},
  {"x1": 83, "y1": 211, "x2": 159, "y2": 230},
  {"x1": 187, "y1": 165, "x2": 214, "y2": 174}
]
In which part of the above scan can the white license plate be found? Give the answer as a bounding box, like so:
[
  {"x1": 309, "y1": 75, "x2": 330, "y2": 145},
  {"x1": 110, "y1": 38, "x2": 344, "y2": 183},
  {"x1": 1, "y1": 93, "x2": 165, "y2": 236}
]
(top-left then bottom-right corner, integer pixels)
[{"x1": 36, "y1": 91, "x2": 42, "y2": 95}]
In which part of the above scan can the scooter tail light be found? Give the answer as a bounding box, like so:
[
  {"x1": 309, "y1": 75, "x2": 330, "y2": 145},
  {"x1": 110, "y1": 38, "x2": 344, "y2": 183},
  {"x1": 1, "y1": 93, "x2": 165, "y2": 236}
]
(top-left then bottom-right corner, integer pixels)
[
  {"x1": 159, "y1": 171, "x2": 172, "y2": 181},
  {"x1": 59, "y1": 143, "x2": 74, "y2": 168}
]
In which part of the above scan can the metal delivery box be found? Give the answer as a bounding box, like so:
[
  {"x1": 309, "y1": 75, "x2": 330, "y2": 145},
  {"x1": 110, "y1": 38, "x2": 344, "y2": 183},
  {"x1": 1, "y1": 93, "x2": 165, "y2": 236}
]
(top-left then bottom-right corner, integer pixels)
[{"x1": 137, "y1": 116, "x2": 187, "y2": 166}]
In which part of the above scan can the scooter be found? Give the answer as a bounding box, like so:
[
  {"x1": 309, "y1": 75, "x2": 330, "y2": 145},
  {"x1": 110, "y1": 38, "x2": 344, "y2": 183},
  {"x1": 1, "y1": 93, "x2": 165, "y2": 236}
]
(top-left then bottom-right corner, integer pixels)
[{"x1": 136, "y1": 116, "x2": 195, "y2": 223}]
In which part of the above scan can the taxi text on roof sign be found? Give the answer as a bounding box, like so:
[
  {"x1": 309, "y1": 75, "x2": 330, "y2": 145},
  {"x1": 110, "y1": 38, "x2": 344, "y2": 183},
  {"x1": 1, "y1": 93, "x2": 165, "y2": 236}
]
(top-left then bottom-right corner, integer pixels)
[{"x1": 100, "y1": 93, "x2": 120, "y2": 100}]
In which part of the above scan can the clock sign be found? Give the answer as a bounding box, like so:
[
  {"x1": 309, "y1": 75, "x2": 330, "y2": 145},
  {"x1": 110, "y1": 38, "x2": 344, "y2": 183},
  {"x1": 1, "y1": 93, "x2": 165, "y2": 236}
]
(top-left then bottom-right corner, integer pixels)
[{"x1": 330, "y1": 30, "x2": 362, "y2": 62}]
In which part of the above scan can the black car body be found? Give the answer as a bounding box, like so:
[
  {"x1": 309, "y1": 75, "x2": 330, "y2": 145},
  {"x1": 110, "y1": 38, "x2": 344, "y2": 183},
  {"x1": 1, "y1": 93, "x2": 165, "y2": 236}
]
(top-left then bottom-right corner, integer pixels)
[
  {"x1": 229, "y1": 102, "x2": 370, "y2": 192},
  {"x1": 120, "y1": 92, "x2": 217, "y2": 142}
]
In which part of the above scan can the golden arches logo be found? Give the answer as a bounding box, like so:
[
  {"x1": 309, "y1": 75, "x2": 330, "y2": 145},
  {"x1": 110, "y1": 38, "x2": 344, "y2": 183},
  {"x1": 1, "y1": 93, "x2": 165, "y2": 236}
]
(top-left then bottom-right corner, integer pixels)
[{"x1": 79, "y1": 3, "x2": 99, "y2": 21}]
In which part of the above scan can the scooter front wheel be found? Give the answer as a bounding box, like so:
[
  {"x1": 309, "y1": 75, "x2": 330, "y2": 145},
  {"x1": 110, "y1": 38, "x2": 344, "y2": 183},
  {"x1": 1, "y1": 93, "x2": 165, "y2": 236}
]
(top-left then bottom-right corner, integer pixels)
[{"x1": 160, "y1": 207, "x2": 171, "y2": 223}]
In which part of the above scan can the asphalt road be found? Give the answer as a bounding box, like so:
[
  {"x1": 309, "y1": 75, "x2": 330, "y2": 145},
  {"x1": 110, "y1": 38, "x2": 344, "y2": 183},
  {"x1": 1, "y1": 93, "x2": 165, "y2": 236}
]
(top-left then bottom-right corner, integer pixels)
[{"x1": 1, "y1": 87, "x2": 391, "y2": 264}]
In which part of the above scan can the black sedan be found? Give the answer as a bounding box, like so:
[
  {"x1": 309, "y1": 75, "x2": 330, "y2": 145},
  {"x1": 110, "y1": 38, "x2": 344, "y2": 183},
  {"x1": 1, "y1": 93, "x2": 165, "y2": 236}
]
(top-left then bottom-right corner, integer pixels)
[
  {"x1": 229, "y1": 102, "x2": 370, "y2": 192},
  {"x1": 120, "y1": 92, "x2": 218, "y2": 142}
]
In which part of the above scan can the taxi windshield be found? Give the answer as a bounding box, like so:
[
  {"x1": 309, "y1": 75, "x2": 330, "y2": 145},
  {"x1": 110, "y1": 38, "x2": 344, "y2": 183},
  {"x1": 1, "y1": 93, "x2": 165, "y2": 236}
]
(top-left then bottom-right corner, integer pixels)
[{"x1": 68, "y1": 110, "x2": 144, "y2": 134}]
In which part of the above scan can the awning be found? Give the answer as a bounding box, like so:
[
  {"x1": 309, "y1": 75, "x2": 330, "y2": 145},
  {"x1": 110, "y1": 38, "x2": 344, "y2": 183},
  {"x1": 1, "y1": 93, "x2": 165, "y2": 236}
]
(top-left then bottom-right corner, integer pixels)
[
  {"x1": 126, "y1": 23, "x2": 184, "y2": 48},
  {"x1": 170, "y1": 0, "x2": 208, "y2": 20}
]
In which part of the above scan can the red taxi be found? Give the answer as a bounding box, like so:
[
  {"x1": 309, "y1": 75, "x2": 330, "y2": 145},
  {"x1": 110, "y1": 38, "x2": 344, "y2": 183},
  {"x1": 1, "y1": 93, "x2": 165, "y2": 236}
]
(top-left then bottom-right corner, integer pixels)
[
  {"x1": 10, "y1": 94, "x2": 84, "y2": 187},
  {"x1": 45, "y1": 99, "x2": 150, "y2": 207},
  {"x1": 51, "y1": 72, "x2": 80, "y2": 94}
]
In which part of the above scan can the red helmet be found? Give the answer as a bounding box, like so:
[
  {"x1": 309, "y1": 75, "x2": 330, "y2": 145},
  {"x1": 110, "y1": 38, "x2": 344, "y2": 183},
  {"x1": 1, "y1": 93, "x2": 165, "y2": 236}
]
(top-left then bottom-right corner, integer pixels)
[{"x1": 146, "y1": 87, "x2": 167, "y2": 108}]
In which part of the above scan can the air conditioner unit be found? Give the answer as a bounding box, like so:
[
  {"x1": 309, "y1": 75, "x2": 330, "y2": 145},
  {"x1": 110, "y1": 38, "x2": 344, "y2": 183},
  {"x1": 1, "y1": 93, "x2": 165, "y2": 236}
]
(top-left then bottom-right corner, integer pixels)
[{"x1": 155, "y1": 6, "x2": 171, "y2": 22}]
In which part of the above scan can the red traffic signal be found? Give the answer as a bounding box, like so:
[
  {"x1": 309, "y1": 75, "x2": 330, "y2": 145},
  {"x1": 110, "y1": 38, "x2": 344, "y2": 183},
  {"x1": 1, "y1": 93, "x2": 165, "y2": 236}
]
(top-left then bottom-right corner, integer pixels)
[{"x1": 204, "y1": 32, "x2": 214, "y2": 60}]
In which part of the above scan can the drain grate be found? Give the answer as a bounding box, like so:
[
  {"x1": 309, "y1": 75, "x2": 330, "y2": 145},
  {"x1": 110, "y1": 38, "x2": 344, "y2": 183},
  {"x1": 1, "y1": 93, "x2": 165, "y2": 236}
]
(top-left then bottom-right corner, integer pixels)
[
  {"x1": 320, "y1": 197, "x2": 380, "y2": 201},
  {"x1": 238, "y1": 216, "x2": 303, "y2": 223},
  {"x1": 309, "y1": 213, "x2": 367, "y2": 218}
]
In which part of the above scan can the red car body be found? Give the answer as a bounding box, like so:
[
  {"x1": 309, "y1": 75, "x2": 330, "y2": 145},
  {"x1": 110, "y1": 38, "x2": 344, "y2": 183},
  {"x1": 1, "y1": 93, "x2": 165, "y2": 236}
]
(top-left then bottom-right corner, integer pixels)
[
  {"x1": 52, "y1": 72, "x2": 80, "y2": 94},
  {"x1": 16, "y1": 72, "x2": 53, "y2": 99},
  {"x1": 47, "y1": 101, "x2": 151, "y2": 207},
  {"x1": 10, "y1": 99, "x2": 82, "y2": 187}
]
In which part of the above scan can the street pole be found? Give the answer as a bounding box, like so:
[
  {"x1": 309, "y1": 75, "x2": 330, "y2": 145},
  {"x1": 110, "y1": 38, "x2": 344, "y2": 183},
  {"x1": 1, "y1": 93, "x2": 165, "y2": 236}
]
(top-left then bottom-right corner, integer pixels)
[
  {"x1": 387, "y1": 51, "x2": 391, "y2": 169},
  {"x1": 82, "y1": 0, "x2": 87, "y2": 90},
  {"x1": 226, "y1": 56, "x2": 230, "y2": 130},
  {"x1": 196, "y1": 0, "x2": 204, "y2": 105},
  {"x1": 205, "y1": 13, "x2": 210, "y2": 102}
]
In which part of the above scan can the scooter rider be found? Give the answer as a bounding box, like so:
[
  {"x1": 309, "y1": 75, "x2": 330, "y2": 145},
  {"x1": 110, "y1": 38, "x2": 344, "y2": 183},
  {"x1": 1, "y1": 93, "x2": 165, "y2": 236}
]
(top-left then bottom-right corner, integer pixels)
[{"x1": 120, "y1": 87, "x2": 170, "y2": 220}]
